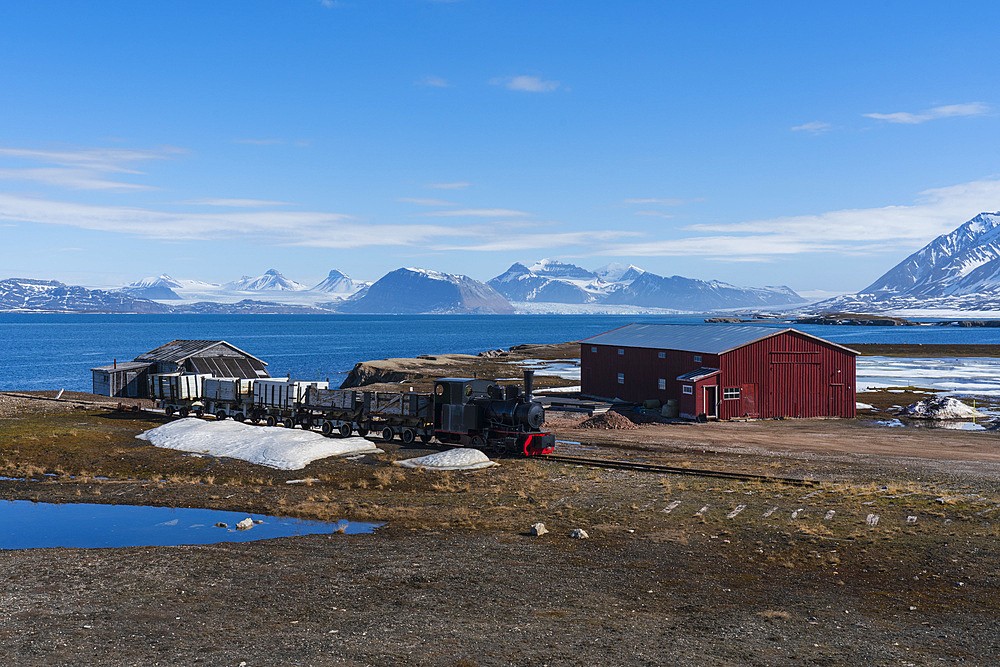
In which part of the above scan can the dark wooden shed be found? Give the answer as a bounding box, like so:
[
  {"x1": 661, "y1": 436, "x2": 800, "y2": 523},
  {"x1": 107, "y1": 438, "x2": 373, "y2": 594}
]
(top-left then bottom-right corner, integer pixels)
[
  {"x1": 91, "y1": 340, "x2": 270, "y2": 398},
  {"x1": 580, "y1": 324, "x2": 858, "y2": 420}
]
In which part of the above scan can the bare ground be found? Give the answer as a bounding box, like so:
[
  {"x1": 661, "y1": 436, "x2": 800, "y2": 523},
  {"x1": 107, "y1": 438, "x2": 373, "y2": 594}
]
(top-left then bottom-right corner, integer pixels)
[{"x1": 2, "y1": 393, "x2": 1000, "y2": 665}]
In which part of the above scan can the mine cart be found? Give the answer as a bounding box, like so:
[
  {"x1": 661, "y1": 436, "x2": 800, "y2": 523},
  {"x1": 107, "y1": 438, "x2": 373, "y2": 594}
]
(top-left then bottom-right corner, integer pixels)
[
  {"x1": 148, "y1": 373, "x2": 212, "y2": 417},
  {"x1": 202, "y1": 377, "x2": 255, "y2": 422},
  {"x1": 252, "y1": 378, "x2": 328, "y2": 427}
]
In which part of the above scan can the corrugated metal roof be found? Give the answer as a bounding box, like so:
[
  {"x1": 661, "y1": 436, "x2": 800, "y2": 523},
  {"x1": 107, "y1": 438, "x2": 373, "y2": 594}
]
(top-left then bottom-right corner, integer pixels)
[
  {"x1": 188, "y1": 356, "x2": 270, "y2": 378},
  {"x1": 676, "y1": 367, "x2": 720, "y2": 382},
  {"x1": 90, "y1": 361, "x2": 154, "y2": 372},
  {"x1": 135, "y1": 340, "x2": 267, "y2": 365},
  {"x1": 581, "y1": 323, "x2": 859, "y2": 355}
]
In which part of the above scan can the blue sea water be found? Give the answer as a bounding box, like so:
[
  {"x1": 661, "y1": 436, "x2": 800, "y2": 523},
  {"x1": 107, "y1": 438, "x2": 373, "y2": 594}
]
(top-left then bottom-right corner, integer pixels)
[{"x1": 2, "y1": 313, "x2": 1000, "y2": 393}]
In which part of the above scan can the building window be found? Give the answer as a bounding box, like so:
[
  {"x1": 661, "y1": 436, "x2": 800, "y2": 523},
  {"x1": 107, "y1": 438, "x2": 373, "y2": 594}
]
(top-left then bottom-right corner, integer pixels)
[
  {"x1": 591, "y1": 346, "x2": 597, "y2": 353},
  {"x1": 618, "y1": 348, "x2": 624, "y2": 355},
  {"x1": 693, "y1": 355, "x2": 702, "y2": 363},
  {"x1": 658, "y1": 378, "x2": 666, "y2": 390},
  {"x1": 682, "y1": 385, "x2": 693, "y2": 395},
  {"x1": 658, "y1": 351, "x2": 666, "y2": 359},
  {"x1": 617, "y1": 373, "x2": 625, "y2": 384},
  {"x1": 723, "y1": 387, "x2": 741, "y2": 400}
]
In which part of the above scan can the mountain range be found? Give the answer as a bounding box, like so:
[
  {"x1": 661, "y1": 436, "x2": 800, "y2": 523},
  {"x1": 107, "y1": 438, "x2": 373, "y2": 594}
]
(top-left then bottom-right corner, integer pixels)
[{"x1": 814, "y1": 212, "x2": 1000, "y2": 313}]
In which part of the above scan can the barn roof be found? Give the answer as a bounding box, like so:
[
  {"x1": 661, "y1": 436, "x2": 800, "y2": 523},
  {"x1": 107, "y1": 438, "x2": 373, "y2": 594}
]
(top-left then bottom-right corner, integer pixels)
[
  {"x1": 90, "y1": 361, "x2": 154, "y2": 373},
  {"x1": 581, "y1": 323, "x2": 859, "y2": 356},
  {"x1": 135, "y1": 340, "x2": 267, "y2": 365}
]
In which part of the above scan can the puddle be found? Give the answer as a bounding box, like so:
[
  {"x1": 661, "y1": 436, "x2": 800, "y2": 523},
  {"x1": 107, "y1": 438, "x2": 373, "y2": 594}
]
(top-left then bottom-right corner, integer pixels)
[{"x1": 0, "y1": 500, "x2": 380, "y2": 550}]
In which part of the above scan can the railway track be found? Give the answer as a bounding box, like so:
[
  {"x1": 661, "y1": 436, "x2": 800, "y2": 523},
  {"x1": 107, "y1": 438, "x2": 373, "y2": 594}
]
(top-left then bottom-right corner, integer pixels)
[{"x1": 539, "y1": 453, "x2": 816, "y2": 486}]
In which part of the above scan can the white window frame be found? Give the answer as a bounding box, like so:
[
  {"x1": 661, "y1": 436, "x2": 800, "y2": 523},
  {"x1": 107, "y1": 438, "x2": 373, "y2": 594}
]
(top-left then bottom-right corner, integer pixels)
[
  {"x1": 658, "y1": 378, "x2": 666, "y2": 390},
  {"x1": 693, "y1": 355, "x2": 702, "y2": 363},
  {"x1": 617, "y1": 373, "x2": 625, "y2": 384},
  {"x1": 723, "y1": 387, "x2": 741, "y2": 400},
  {"x1": 682, "y1": 385, "x2": 693, "y2": 395}
]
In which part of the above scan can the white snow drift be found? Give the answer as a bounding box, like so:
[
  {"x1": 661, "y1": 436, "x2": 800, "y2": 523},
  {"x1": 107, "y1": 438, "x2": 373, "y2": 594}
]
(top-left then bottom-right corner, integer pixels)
[
  {"x1": 137, "y1": 418, "x2": 380, "y2": 470},
  {"x1": 394, "y1": 448, "x2": 498, "y2": 471}
]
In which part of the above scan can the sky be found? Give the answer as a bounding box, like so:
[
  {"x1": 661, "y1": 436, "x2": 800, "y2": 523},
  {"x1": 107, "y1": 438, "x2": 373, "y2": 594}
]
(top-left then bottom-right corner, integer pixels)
[{"x1": 1, "y1": 1, "x2": 999, "y2": 298}]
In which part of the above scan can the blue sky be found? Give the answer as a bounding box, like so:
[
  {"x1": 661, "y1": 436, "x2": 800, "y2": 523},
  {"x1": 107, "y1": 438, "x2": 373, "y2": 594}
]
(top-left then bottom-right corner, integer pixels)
[{"x1": 1, "y1": 1, "x2": 999, "y2": 296}]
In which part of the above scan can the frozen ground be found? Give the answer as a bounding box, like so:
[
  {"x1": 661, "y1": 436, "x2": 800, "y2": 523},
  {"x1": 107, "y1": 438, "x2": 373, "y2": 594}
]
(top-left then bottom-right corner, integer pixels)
[
  {"x1": 856, "y1": 356, "x2": 1000, "y2": 396},
  {"x1": 137, "y1": 419, "x2": 381, "y2": 470}
]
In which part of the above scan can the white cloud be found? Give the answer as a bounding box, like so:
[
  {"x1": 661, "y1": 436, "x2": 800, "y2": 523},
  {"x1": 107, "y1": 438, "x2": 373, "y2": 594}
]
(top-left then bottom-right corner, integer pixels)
[
  {"x1": 0, "y1": 167, "x2": 155, "y2": 191},
  {"x1": 791, "y1": 121, "x2": 833, "y2": 134},
  {"x1": 863, "y1": 102, "x2": 989, "y2": 125},
  {"x1": 435, "y1": 230, "x2": 642, "y2": 252},
  {"x1": 416, "y1": 75, "x2": 451, "y2": 88},
  {"x1": 0, "y1": 144, "x2": 182, "y2": 191},
  {"x1": 490, "y1": 75, "x2": 560, "y2": 93},
  {"x1": 623, "y1": 198, "x2": 686, "y2": 206},
  {"x1": 602, "y1": 177, "x2": 1000, "y2": 260},
  {"x1": 397, "y1": 197, "x2": 458, "y2": 206},
  {"x1": 415, "y1": 208, "x2": 530, "y2": 218},
  {"x1": 634, "y1": 210, "x2": 675, "y2": 218},
  {"x1": 425, "y1": 181, "x2": 470, "y2": 189},
  {"x1": 177, "y1": 198, "x2": 294, "y2": 208}
]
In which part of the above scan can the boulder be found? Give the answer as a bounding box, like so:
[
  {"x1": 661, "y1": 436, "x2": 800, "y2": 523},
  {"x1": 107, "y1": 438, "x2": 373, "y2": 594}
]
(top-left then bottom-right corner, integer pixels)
[
  {"x1": 569, "y1": 528, "x2": 589, "y2": 539},
  {"x1": 236, "y1": 517, "x2": 254, "y2": 531},
  {"x1": 530, "y1": 522, "x2": 548, "y2": 536}
]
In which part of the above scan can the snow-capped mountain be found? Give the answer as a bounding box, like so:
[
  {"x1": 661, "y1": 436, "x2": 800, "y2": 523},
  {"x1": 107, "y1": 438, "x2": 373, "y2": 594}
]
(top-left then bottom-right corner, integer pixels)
[
  {"x1": 488, "y1": 258, "x2": 803, "y2": 310},
  {"x1": 814, "y1": 212, "x2": 1000, "y2": 313},
  {"x1": 0, "y1": 278, "x2": 171, "y2": 313},
  {"x1": 338, "y1": 267, "x2": 514, "y2": 314},
  {"x1": 224, "y1": 269, "x2": 307, "y2": 291},
  {"x1": 310, "y1": 269, "x2": 368, "y2": 296}
]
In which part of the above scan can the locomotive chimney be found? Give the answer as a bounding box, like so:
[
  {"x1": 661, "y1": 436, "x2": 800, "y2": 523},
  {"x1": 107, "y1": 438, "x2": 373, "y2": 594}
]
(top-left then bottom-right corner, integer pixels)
[{"x1": 523, "y1": 369, "x2": 534, "y2": 401}]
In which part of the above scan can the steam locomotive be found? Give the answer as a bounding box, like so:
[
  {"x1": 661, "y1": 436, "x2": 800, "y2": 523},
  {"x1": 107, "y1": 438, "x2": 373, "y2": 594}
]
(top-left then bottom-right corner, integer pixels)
[{"x1": 151, "y1": 369, "x2": 555, "y2": 456}]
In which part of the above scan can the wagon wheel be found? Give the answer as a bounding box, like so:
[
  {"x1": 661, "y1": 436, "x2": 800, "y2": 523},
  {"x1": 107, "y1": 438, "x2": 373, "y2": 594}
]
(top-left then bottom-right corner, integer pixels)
[
  {"x1": 339, "y1": 423, "x2": 352, "y2": 438},
  {"x1": 357, "y1": 425, "x2": 369, "y2": 437},
  {"x1": 233, "y1": 413, "x2": 245, "y2": 423},
  {"x1": 164, "y1": 406, "x2": 174, "y2": 417},
  {"x1": 491, "y1": 440, "x2": 507, "y2": 456},
  {"x1": 419, "y1": 434, "x2": 432, "y2": 444},
  {"x1": 401, "y1": 428, "x2": 416, "y2": 445},
  {"x1": 216, "y1": 411, "x2": 227, "y2": 421},
  {"x1": 282, "y1": 418, "x2": 295, "y2": 429},
  {"x1": 265, "y1": 415, "x2": 277, "y2": 427},
  {"x1": 250, "y1": 415, "x2": 261, "y2": 424},
  {"x1": 320, "y1": 421, "x2": 334, "y2": 436},
  {"x1": 179, "y1": 407, "x2": 189, "y2": 418},
  {"x1": 380, "y1": 426, "x2": 395, "y2": 442},
  {"x1": 194, "y1": 409, "x2": 204, "y2": 418}
]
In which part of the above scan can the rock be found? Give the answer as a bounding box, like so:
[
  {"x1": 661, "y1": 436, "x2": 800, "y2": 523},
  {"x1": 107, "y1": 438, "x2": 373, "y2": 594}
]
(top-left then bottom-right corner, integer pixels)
[
  {"x1": 897, "y1": 396, "x2": 982, "y2": 420},
  {"x1": 236, "y1": 517, "x2": 254, "y2": 531},
  {"x1": 530, "y1": 522, "x2": 548, "y2": 536},
  {"x1": 478, "y1": 349, "x2": 507, "y2": 358},
  {"x1": 570, "y1": 528, "x2": 589, "y2": 539},
  {"x1": 214, "y1": 522, "x2": 228, "y2": 528}
]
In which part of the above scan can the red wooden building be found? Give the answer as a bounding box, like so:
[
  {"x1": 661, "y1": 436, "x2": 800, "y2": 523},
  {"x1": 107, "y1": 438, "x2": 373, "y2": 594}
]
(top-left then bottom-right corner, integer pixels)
[{"x1": 580, "y1": 324, "x2": 858, "y2": 420}]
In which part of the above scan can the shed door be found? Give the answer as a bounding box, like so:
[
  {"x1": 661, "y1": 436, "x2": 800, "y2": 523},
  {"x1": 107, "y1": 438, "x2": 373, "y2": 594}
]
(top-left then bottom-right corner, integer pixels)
[
  {"x1": 768, "y1": 360, "x2": 821, "y2": 418},
  {"x1": 828, "y1": 383, "x2": 846, "y2": 417},
  {"x1": 741, "y1": 384, "x2": 758, "y2": 418}
]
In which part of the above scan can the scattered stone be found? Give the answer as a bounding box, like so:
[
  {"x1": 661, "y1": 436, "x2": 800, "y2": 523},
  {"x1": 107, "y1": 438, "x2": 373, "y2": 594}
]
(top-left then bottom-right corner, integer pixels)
[
  {"x1": 897, "y1": 396, "x2": 982, "y2": 420},
  {"x1": 866, "y1": 514, "x2": 880, "y2": 526},
  {"x1": 214, "y1": 522, "x2": 228, "y2": 528},
  {"x1": 570, "y1": 528, "x2": 589, "y2": 539},
  {"x1": 236, "y1": 517, "x2": 254, "y2": 531},
  {"x1": 907, "y1": 516, "x2": 918, "y2": 524},
  {"x1": 577, "y1": 411, "x2": 637, "y2": 430},
  {"x1": 530, "y1": 522, "x2": 548, "y2": 536}
]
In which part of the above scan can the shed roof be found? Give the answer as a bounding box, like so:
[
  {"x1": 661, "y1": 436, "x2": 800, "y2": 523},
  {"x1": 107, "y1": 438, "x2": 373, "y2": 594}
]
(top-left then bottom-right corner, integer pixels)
[
  {"x1": 676, "y1": 367, "x2": 721, "y2": 382},
  {"x1": 90, "y1": 361, "x2": 154, "y2": 373},
  {"x1": 581, "y1": 323, "x2": 859, "y2": 356},
  {"x1": 135, "y1": 340, "x2": 267, "y2": 365}
]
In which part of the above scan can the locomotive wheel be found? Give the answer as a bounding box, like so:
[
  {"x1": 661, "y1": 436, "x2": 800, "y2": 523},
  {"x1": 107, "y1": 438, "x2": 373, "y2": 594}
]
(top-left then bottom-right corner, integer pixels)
[
  {"x1": 164, "y1": 406, "x2": 174, "y2": 417},
  {"x1": 216, "y1": 411, "x2": 227, "y2": 421},
  {"x1": 320, "y1": 421, "x2": 334, "y2": 436},
  {"x1": 357, "y1": 426, "x2": 369, "y2": 437},
  {"x1": 401, "y1": 428, "x2": 416, "y2": 445},
  {"x1": 265, "y1": 415, "x2": 277, "y2": 427},
  {"x1": 419, "y1": 434, "x2": 432, "y2": 444},
  {"x1": 380, "y1": 427, "x2": 395, "y2": 442},
  {"x1": 234, "y1": 413, "x2": 245, "y2": 423},
  {"x1": 491, "y1": 441, "x2": 507, "y2": 456},
  {"x1": 469, "y1": 435, "x2": 486, "y2": 449},
  {"x1": 282, "y1": 418, "x2": 295, "y2": 429},
  {"x1": 339, "y1": 423, "x2": 352, "y2": 438}
]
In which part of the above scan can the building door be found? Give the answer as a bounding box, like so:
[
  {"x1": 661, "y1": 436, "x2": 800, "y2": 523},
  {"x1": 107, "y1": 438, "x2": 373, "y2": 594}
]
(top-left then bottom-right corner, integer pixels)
[
  {"x1": 828, "y1": 383, "x2": 846, "y2": 417},
  {"x1": 703, "y1": 385, "x2": 718, "y2": 419},
  {"x1": 741, "y1": 384, "x2": 758, "y2": 418}
]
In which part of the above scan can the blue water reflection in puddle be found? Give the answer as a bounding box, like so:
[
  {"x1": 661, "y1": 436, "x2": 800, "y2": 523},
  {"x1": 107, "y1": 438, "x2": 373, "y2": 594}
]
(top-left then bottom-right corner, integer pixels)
[{"x1": 0, "y1": 500, "x2": 381, "y2": 549}]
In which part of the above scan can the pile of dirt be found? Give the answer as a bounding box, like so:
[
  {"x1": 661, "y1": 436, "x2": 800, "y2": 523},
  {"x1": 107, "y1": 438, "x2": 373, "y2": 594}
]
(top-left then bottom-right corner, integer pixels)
[{"x1": 576, "y1": 410, "x2": 638, "y2": 430}]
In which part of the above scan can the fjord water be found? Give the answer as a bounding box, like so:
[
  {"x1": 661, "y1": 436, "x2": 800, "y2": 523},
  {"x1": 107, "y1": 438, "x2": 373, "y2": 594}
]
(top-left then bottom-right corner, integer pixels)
[{"x1": 3, "y1": 313, "x2": 1000, "y2": 393}]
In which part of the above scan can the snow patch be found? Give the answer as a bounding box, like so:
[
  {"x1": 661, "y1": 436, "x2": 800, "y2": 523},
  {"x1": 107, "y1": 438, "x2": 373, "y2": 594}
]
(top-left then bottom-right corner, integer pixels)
[
  {"x1": 897, "y1": 396, "x2": 983, "y2": 420},
  {"x1": 137, "y1": 418, "x2": 381, "y2": 470},
  {"x1": 393, "y1": 448, "x2": 498, "y2": 471}
]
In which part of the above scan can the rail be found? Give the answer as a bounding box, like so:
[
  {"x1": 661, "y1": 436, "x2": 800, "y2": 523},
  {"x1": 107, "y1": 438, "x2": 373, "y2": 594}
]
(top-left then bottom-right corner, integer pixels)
[{"x1": 538, "y1": 453, "x2": 815, "y2": 486}]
